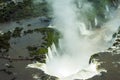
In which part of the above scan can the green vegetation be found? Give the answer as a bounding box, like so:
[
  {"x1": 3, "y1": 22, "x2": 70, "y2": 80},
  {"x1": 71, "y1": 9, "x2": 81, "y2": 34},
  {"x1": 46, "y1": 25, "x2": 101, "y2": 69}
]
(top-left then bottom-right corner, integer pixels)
[
  {"x1": 0, "y1": 31, "x2": 11, "y2": 52},
  {"x1": 24, "y1": 28, "x2": 60, "y2": 62},
  {"x1": 24, "y1": 27, "x2": 60, "y2": 48},
  {"x1": 0, "y1": 27, "x2": 23, "y2": 53},
  {"x1": 87, "y1": 0, "x2": 119, "y2": 28},
  {"x1": 34, "y1": 28, "x2": 60, "y2": 47},
  {"x1": 0, "y1": 0, "x2": 32, "y2": 22},
  {"x1": 12, "y1": 27, "x2": 23, "y2": 37},
  {"x1": 32, "y1": 2, "x2": 49, "y2": 17},
  {"x1": 0, "y1": 27, "x2": 60, "y2": 63},
  {"x1": 30, "y1": 48, "x2": 48, "y2": 56},
  {"x1": 88, "y1": 0, "x2": 118, "y2": 17},
  {"x1": 0, "y1": 0, "x2": 49, "y2": 22},
  {"x1": 89, "y1": 53, "x2": 99, "y2": 63}
]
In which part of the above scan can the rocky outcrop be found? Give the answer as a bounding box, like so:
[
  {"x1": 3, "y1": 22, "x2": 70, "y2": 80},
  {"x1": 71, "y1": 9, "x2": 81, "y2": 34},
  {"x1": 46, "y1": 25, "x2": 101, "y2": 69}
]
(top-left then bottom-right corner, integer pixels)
[{"x1": 88, "y1": 28, "x2": 120, "y2": 80}]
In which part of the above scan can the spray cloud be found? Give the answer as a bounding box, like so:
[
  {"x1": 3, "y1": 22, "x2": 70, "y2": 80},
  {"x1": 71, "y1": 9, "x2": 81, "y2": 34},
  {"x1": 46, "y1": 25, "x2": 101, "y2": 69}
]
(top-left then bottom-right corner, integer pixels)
[{"x1": 28, "y1": 0, "x2": 120, "y2": 80}]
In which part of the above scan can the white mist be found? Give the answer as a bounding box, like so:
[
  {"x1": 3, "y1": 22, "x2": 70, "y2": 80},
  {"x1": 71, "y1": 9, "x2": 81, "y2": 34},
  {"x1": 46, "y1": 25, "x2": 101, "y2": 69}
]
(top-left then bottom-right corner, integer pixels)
[{"x1": 27, "y1": 0, "x2": 120, "y2": 80}]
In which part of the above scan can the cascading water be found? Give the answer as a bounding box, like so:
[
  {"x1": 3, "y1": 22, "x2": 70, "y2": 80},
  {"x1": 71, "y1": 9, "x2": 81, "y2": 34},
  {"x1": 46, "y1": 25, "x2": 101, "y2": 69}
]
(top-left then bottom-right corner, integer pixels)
[{"x1": 27, "y1": 0, "x2": 120, "y2": 80}]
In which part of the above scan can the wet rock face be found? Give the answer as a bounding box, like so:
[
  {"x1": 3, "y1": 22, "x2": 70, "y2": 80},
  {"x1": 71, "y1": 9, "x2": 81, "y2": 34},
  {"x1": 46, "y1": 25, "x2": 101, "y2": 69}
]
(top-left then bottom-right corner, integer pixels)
[{"x1": 89, "y1": 28, "x2": 120, "y2": 80}]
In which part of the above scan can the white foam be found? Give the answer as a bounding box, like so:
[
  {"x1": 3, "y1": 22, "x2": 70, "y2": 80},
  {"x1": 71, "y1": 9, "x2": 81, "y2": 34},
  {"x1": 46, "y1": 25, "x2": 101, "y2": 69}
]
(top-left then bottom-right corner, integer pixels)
[{"x1": 27, "y1": 1, "x2": 120, "y2": 80}]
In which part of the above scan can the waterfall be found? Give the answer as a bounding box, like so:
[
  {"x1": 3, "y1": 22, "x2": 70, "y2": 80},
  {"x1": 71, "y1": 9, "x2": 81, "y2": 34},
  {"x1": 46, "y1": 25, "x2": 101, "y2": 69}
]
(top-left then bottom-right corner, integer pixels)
[{"x1": 27, "y1": 0, "x2": 120, "y2": 80}]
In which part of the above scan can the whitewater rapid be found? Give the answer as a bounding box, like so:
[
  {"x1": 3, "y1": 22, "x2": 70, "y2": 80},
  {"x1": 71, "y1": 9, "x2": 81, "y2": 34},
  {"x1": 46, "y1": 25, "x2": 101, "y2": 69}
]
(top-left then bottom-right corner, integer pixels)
[{"x1": 27, "y1": 0, "x2": 120, "y2": 80}]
